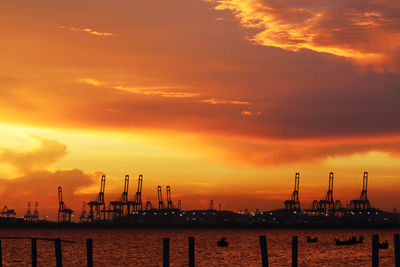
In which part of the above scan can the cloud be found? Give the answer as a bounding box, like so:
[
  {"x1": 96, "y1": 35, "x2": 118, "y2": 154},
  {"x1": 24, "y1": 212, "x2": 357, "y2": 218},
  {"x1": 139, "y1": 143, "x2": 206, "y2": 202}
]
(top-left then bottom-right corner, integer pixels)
[
  {"x1": 241, "y1": 110, "x2": 261, "y2": 116},
  {"x1": 113, "y1": 85, "x2": 201, "y2": 98},
  {"x1": 0, "y1": 137, "x2": 67, "y2": 174},
  {"x1": 207, "y1": 0, "x2": 400, "y2": 64},
  {"x1": 59, "y1": 26, "x2": 117, "y2": 37},
  {"x1": 81, "y1": 78, "x2": 103, "y2": 86},
  {"x1": 0, "y1": 137, "x2": 100, "y2": 219},
  {"x1": 0, "y1": 169, "x2": 98, "y2": 219},
  {"x1": 199, "y1": 134, "x2": 400, "y2": 166},
  {"x1": 200, "y1": 98, "x2": 250, "y2": 105}
]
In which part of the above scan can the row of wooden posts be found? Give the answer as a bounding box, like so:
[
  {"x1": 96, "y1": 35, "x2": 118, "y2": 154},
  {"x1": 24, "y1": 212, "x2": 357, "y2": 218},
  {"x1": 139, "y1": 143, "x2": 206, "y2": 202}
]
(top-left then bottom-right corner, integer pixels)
[
  {"x1": 164, "y1": 234, "x2": 400, "y2": 267},
  {"x1": 0, "y1": 234, "x2": 399, "y2": 266}
]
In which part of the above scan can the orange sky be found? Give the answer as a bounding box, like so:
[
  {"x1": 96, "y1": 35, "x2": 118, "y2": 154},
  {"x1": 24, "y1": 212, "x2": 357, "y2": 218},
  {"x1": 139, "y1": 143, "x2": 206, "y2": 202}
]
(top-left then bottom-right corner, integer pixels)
[{"x1": 1, "y1": 0, "x2": 400, "y2": 220}]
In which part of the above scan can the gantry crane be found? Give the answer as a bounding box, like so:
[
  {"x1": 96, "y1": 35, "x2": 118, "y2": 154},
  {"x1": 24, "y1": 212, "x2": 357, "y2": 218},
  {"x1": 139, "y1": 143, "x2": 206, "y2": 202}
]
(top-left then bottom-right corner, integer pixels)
[
  {"x1": 166, "y1": 185, "x2": 174, "y2": 209},
  {"x1": 88, "y1": 175, "x2": 106, "y2": 222},
  {"x1": 80, "y1": 202, "x2": 88, "y2": 222},
  {"x1": 145, "y1": 201, "x2": 153, "y2": 211},
  {"x1": 110, "y1": 175, "x2": 129, "y2": 219},
  {"x1": 318, "y1": 172, "x2": 335, "y2": 216},
  {"x1": 157, "y1": 186, "x2": 166, "y2": 210},
  {"x1": 57, "y1": 186, "x2": 73, "y2": 222},
  {"x1": 128, "y1": 174, "x2": 143, "y2": 213},
  {"x1": 24, "y1": 202, "x2": 32, "y2": 221},
  {"x1": 350, "y1": 172, "x2": 371, "y2": 212},
  {"x1": 33, "y1": 202, "x2": 39, "y2": 221},
  {"x1": 284, "y1": 173, "x2": 300, "y2": 211}
]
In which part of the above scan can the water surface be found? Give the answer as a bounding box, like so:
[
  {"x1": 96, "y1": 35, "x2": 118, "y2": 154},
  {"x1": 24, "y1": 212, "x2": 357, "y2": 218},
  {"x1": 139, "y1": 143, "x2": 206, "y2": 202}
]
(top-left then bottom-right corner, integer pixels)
[{"x1": 0, "y1": 229, "x2": 397, "y2": 266}]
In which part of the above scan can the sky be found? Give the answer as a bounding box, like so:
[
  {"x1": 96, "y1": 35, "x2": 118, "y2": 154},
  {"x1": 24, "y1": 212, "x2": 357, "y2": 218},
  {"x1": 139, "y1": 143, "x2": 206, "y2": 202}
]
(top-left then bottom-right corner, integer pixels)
[{"x1": 1, "y1": 0, "x2": 400, "y2": 220}]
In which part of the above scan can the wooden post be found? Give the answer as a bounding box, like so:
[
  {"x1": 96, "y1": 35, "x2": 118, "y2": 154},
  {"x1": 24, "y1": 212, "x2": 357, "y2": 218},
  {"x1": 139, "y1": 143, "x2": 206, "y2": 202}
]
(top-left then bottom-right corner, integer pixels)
[
  {"x1": 189, "y1": 237, "x2": 195, "y2": 267},
  {"x1": 163, "y1": 238, "x2": 169, "y2": 267},
  {"x1": 86, "y1": 238, "x2": 93, "y2": 267},
  {"x1": 395, "y1": 234, "x2": 400, "y2": 267},
  {"x1": 372, "y1": 234, "x2": 379, "y2": 267},
  {"x1": 55, "y1": 238, "x2": 62, "y2": 267},
  {"x1": 31, "y1": 238, "x2": 37, "y2": 267},
  {"x1": 292, "y1": 236, "x2": 298, "y2": 267},
  {"x1": 259, "y1": 235, "x2": 268, "y2": 267},
  {"x1": 0, "y1": 240, "x2": 2, "y2": 267}
]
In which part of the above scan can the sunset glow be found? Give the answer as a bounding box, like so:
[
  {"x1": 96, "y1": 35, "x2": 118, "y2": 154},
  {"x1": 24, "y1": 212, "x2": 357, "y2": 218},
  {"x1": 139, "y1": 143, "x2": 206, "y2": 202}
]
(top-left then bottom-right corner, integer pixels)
[{"x1": 1, "y1": 0, "x2": 400, "y2": 219}]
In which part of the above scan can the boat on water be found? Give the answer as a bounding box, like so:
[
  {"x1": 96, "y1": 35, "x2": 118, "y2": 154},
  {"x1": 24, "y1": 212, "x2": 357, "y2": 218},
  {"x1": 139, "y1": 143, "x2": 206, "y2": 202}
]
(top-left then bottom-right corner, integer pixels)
[
  {"x1": 379, "y1": 240, "x2": 389, "y2": 249},
  {"x1": 307, "y1": 236, "x2": 318, "y2": 243},
  {"x1": 217, "y1": 237, "x2": 228, "y2": 247},
  {"x1": 334, "y1": 236, "x2": 363, "y2": 246}
]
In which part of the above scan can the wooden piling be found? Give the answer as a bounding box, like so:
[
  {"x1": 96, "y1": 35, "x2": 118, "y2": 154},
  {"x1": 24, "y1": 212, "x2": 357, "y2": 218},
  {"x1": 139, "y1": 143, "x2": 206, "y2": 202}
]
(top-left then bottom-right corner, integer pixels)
[
  {"x1": 189, "y1": 237, "x2": 195, "y2": 267},
  {"x1": 259, "y1": 235, "x2": 268, "y2": 267},
  {"x1": 292, "y1": 236, "x2": 298, "y2": 267},
  {"x1": 31, "y1": 238, "x2": 37, "y2": 267},
  {"x1": 395, "y1": 234, "x2": 400, "y2": 267},
  {"x1": 163, "y1": 238, "x2": 169, "y2": 267},
  {"x1": 372, "y1": 234, "x2": 379, "y2": 267},
  {"x1": 55, "y1": 238, "x2": 62, "y2": 267},
  {"x1": 86, "y1": 238, "x2": 93, "y2": 267},
  {"x1": 0, "y1": 240, "x2": 2, "y2": 267}
]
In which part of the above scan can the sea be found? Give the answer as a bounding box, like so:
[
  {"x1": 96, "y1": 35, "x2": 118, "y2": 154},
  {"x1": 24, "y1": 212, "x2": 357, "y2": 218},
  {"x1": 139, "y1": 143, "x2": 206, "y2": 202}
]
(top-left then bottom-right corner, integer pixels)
[{"x1": 0, "y1": 229, "x2": 397, "y2": 266}]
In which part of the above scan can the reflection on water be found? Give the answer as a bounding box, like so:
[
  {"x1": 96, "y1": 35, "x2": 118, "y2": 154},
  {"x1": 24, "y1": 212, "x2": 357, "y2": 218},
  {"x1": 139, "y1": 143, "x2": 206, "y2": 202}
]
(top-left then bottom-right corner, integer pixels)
[{"x1": 0, "y1": 229, "x2": 397, "y2": 266}]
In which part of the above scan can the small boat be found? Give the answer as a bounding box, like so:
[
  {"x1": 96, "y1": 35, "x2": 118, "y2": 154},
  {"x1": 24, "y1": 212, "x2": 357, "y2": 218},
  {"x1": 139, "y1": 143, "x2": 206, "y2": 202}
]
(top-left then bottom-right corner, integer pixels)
[
  {"x1": 217, "y1": 237, "x2": 228, "y2": 247},
  {"x1": 334, "y1": 237, "x2": 356, "y2": 245},
  {"x1": 307, "y1": 236, "x2": 318, "y2": 243},
  {"x1": 379, "y1": 240, "x2": 389, "y2": 249}
]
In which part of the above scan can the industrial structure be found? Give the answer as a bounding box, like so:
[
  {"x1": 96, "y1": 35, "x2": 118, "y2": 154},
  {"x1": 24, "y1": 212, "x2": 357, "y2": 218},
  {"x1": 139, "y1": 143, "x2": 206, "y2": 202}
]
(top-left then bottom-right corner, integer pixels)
[
  {"x1": 157, "y1": 186, "x2": 166, "y2": 210},
  {"x1": 44, "y1": 171, "x2": 399, "y2": 226},
  {"x1": 284, "y1": 173, "x2": 300, "y2": 211},
  {"x1": 350, "y1": 172, "x2": 371, "y2": 211},
  {"x1": 88, "y1": 175, "x2": 106, "y2": 222},
  {"x1": 110, "y1": 175, "x2": 129, "y2": 219},
  {"x1": 129, "y1": 174, "x2": 143, "y2": 213},
  {"x1": 166, "y1": 186, "x2": 174, "y2": 209},
  {"x1": 79, "y1": 202, "x2": 88, "y2": 222},
  {"x1": 0, "y1": 206, "x2": 15, "y2": 218},
  {"x1": 57, "y1": 186, "x2": 73, "y2": 223},
  {"x1": 24, "y1": 202, "x2": 39, "y2": 221}
]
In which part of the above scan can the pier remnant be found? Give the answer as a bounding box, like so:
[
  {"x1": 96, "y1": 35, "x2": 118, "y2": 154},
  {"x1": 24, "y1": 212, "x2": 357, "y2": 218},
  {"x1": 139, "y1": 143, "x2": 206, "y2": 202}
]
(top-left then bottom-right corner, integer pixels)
[
  {"x1": 163, "y1": 238, "x2": 170, "y2": 267},
  {"x1": 55, "y1": 238, "x2": 62, "y2": 267},
  {"x1": 87, "y1": 238, "x2": 93, "y2": 267},
  {"x1": 189, "y1": 236, "x2": 195, "y2": 267},
  {"x1": 31, "y1": 238, "x2": 37, "y2": 267},
  {"x1": 372, "y1": 234, "x2": 379, "y2": 267},
  {"x1": 292, "y1": 236, "x2": 298, "y2": 267},
  {"x1": 259, "y1": 235, "x2": 268, "y2": 267},
  {"x1": 395, "y1": 234, "x2": 400, "y2": 267}
]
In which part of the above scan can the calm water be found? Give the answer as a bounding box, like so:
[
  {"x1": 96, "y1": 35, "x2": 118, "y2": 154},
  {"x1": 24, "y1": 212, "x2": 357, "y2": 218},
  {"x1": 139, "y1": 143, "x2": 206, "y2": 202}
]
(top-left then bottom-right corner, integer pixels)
[{"x1": 0, "y1": 229, "x2": 397, "y2": 266}]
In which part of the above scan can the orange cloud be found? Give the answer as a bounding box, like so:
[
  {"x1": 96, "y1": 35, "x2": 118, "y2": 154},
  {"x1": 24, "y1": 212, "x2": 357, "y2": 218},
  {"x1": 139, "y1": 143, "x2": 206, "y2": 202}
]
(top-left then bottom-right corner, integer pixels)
[
  {"x1": 59, "y1": 26, "x2": 117, "y2": 37},
  {"x1": 113, "y1": 85, "x2": 201, "y2": 98},
  {"x1": 0, "y1": 137, "x2": 67, "y2": 174},
  {"x1": 207, "y1": 0, "x2": 400, "y2": 64},
  {"x1": 200, "y1": 98, "x2": 250, "y2": 105}
]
